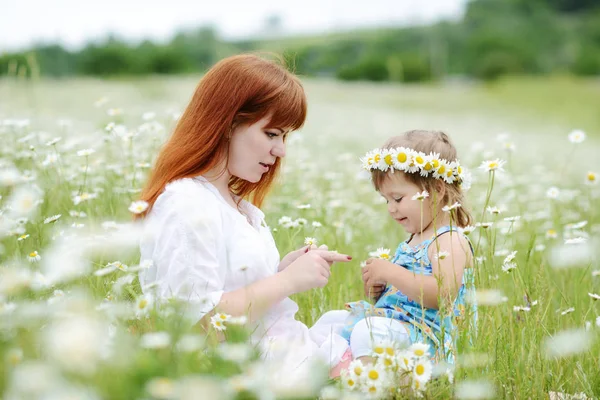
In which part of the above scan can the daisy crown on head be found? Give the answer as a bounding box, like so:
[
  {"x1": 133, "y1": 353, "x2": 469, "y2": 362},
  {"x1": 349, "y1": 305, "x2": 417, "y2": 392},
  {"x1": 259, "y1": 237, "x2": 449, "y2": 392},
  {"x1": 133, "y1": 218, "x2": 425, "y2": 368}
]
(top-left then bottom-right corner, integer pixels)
[{"x1": 361, "y1": 146, "x2": 466, "y2": 185}]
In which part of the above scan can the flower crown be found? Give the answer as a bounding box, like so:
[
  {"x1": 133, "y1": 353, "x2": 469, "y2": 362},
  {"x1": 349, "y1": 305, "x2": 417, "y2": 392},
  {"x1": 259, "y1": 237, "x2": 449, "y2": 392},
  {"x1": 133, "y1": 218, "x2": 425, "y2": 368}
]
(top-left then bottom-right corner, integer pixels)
[{"x1": 361, "y1": 147, "x2": 466, "y2": 185}]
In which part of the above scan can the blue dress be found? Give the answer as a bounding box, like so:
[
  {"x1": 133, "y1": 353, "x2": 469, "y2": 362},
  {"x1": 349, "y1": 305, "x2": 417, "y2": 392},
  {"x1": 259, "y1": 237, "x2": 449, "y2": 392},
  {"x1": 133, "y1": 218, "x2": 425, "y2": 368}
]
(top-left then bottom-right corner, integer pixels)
[{"x1": 341, "y1": 226, "x2": 477, "y2": 362}]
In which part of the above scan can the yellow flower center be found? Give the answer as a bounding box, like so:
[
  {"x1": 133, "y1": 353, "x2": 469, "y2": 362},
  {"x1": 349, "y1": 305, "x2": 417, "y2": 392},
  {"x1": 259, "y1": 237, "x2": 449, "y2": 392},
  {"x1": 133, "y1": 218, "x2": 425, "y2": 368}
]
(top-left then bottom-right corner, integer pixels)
[
  {"x1": 437, "y1": 165, "x2": 446, "y2": 174},
  {"x1": 374, "y1": 346, "x2": 384, "y2": 354},
  {"x1": 29, "y1": 252, "x2": 37, "y2": 257},
  {"x1": 446, "y1": 169, "x2": 454, "y2": 177},
  {"x1": 354, "y1": 366, "x2": 363, "y2": 375},
  {"x1": 424, "y1": 162, "x2": 433, "y2": 171},
  {"x1": 374, "y1": 154, "x2": 381, "y2": 163},
  {"x1": 414, "y1": 349, "x2": 425, "y2": 356},
  {"x1": 385, "y1": 347, "x2": 395, "y2": 356},
  {"x1": 587, "y1": 172, "x2": 596, "y2": 182},
  {"x1": 415, "y1": 155, "x2": 424, "y2": 165},
  {"x1": 397, "y1": 152, "x2": 407, "y2": 163},
  {"x1": 138, "y1": 299, "x2": 148, "y2": 309},
  {"x1": 432, "y1": 159, "x2": 440, "y2": 168},
  {"x1": 416, "y1": 364, "x2": 425, "y2": 375},
  {"x1": 368, "y1": 370, "x2": 379, "y2": 380},
  {"x1": 348, "y1": 379, "x2": 355, "y2": 387},
  {"x1": 384, "y1": 154, "x2": 393, "y2": 166},
  {"x1": 488, "y1": 162, "x2": 498, "y2": 169}
]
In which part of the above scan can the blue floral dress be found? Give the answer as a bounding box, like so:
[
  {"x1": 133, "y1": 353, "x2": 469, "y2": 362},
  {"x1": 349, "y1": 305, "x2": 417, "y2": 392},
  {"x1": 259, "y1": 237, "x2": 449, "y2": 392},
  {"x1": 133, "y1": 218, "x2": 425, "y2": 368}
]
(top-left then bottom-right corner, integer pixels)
[{"x1": 341, "y1": 226, "x2": 477, "y2": 362}]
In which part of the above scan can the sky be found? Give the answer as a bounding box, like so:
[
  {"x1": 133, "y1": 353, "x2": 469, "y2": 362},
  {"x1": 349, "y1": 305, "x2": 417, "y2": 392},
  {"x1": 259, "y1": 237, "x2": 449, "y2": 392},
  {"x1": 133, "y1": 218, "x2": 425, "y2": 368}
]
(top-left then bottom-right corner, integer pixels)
[{"x1": 0, "y1": 0, "x2": 468, "y2": 52}]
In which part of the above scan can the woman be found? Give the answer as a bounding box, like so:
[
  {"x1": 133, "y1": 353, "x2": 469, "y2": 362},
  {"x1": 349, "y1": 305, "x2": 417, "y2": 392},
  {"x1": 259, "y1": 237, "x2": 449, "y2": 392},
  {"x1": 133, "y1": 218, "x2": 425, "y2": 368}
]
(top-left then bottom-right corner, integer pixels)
[{"x1": 137, "y1": 54, "x2": 351, "y2": 370}]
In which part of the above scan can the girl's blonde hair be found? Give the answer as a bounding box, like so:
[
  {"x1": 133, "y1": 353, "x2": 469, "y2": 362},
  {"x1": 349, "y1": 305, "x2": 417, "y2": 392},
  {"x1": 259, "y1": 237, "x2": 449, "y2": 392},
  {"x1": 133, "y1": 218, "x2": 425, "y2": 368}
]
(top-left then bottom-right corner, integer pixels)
[{"x1": 371, "y1": 129, "x2": 473, "y2": 228}]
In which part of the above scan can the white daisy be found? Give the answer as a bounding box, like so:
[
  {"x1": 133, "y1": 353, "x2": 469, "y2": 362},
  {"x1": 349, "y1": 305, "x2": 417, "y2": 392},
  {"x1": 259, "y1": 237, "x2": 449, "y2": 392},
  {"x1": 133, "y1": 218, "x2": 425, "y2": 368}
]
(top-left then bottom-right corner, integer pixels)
[
  {"x1": 588, "y1": 293, "x2": 600, "y2": 301},
  {"x1": 479, "y1": 159, "x2": 506, "y2": 172},
  {"x1": 502, "y1": 262, "x2": 516, "y2": 273},
  {"x1": 412, "y1": 358, "x2": 433, "y2": 384},
  {"x1": 442, "y1": 202, "x2": 461, "y2": 212},
  {"x1": 391, "y1": 147, "x2": 412, "y2": 171},
  {"x1": 76, "y1": 149, "x2": 96, "y2": 157},
  {"x1": 43, "y1": 214, "x2": 62, "y2": 224},
  {"x1": 369, "y1": 247, "x2": 391, "y2": 260},
  {"x1": 435, "y1": 251, "x2": 450, "y2": 260},
  {"x1": 409, "y1": 342, "x2": 430, "y2": 358},
  {"x1": 348, "y1": 359, "x2": 365, "y2": 379},
  {"x1": 304, "y1": 237, "x2": 318, "y2": 246},
  {"x1": 28, "y1": 251, "x2": 41, "y2": 262},
  {"x1": 411, "y1": 190, "x2": 429, "y2": 201},
  {"x1": 585, "y1": 171, "x2": 597, "y2": 185},
  {"x1": 396, "y1": 349, "x2": 414, "y2": 371},
  {"x1": 459, "y1": 225, "x2": 476, "y2": 235},
  {"x1": 568, "y1": 129, "x2": 586, "y2": 143},
  {"x1": 128, "y1": 200, "x2": 149, "y2": 214},
  {"x1": 17, "y1": 234, "x2": 29, "y2": 241},
  {"x1": 546, "y1": 187, "x2": 560, "y2": 199}
]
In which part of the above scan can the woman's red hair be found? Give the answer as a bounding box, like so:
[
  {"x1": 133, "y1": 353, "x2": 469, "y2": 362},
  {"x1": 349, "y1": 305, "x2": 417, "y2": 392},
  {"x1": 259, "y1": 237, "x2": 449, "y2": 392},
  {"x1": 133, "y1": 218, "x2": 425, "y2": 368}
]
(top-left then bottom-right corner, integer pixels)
[{"x1": 137, "y1": 54, "x2": 307, "y2": 217}]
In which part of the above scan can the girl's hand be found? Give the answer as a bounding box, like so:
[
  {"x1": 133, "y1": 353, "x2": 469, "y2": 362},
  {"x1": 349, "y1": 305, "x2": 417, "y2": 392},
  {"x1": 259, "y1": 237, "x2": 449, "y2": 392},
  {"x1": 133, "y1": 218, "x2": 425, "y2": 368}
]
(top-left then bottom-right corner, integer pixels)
[
  {"x1": 362, "y1": 258, "x2": 394, "y2": 288},
  {"x1": 364, "y1": 281, "x2": 386, "y2": 301}
]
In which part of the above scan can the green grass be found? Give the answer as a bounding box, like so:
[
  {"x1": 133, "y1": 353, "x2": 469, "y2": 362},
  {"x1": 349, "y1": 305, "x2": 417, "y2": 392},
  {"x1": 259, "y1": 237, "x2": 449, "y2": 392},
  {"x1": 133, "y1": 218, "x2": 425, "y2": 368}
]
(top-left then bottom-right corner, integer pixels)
[{"x1": 0, "y1": 76, "x2": 599, "y2": 399}]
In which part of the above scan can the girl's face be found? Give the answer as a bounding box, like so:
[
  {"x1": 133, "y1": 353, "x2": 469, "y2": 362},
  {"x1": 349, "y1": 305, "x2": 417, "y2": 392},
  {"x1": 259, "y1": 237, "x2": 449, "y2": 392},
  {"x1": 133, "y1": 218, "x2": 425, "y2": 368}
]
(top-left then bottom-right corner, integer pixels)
[
  {"x1": 379, "y1": 172, "x2": 436, "y2": 234},
  {"x1": 227, "y1": 116, "x2": 287, "y2": 183}
]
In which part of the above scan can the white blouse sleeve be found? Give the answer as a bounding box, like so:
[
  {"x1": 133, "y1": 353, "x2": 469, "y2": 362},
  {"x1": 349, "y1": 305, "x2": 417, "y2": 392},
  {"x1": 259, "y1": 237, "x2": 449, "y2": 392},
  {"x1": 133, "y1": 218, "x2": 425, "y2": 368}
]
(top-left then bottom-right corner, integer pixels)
[{"x1": 141, "y1": 184, "x2": 226, "y2": 324}]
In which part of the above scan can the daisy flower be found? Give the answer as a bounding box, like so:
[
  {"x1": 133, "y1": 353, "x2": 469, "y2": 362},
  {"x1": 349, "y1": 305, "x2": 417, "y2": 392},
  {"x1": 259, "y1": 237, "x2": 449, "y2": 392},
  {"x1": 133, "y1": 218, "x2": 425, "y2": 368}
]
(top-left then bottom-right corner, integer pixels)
[
  {"x1": 76, "y1": 149, "x2": 96, "y2": 157},
  {"x1": 435, "y1": 251, "x2": 450, "y2": 260},
  {"x1": 392, "y1": 147, "x2": 411, "y2": 171},
  {"x1": 502, "y1": 262, "x2": 516, "y2": 273},
  {"x1": 409, "y1": 343, "x2": 430, "y2": 358},
  {"x1": 135, "y1": 294, "x2": 153, "y2": 316},
  {"x1": 503, "y1": 251, "x2": 517, "y2": 264},
  {"x1": 412, "y1": 358, "x2": 433, "y2": 384},
  {"x1": 588, "y1": 293, "x2": 600, "y2": 301},
  {"x1": 546, "y1": 187, "x2": 560, "y2": 199},
  {"x1": 128, "y1": 200, "x2": 149, "y2": 214},
  {"x1": 304, "y1": 237, "x2": 318, "y2": 246},
  {"x1": 296, "y1": 204, "x2": 311, "y2": 209},
  {"x1": 340, "y1": 369, "x2": 359, "y2": 391},
  {"x1": 479, "y1": 159, "x2": 506, "y2": 172},
  {"x1": 396, "y1": 350, "x2": 414, "y2": 371},
  {"x1": 442, "y1": 202, "x2": 461, "y2": 212},
  {"x1": 369, "y1": 247, "x2": 391, "y2": 260},
  {"x1": 459, "y1": 225, "x2": 476, "y2": 235},
  {"x1": 210, "y1": 315, "x2": 227, "y2": 331},
  {"x1": 568, "y1": 129, "x2": 586, "y2": 143},
  {"x1": 546, "y1": 229, "x2": 558, "y2": 239},
  {"x1": 585, "y1": 172, "x2": 597, "y2": 185},
  {"x1": 364, "y1": 363, "x2": 386, "y2": 385},
  {"x1": 28, "y1": 251, "x2": 41, "y2": 262},
  {"x1": 17, "y1": 234, "x2": 29, "y2": 241},
  {"x1": 43, "y1": 214, "x2": 62, "y2": 224},
  {"x1": 411, "y1": 191, "x2": 429, "y2": 201},
  {"x1": 348, "y1": 359, "x2": 365, "y2": 378}
]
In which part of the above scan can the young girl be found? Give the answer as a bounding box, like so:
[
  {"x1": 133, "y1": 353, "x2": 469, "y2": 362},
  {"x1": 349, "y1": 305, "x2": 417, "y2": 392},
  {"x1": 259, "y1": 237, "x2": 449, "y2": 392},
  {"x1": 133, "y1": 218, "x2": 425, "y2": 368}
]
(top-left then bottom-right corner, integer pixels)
[{"x1": 341, "y1": 129, "x2": 476, "y2": 364}]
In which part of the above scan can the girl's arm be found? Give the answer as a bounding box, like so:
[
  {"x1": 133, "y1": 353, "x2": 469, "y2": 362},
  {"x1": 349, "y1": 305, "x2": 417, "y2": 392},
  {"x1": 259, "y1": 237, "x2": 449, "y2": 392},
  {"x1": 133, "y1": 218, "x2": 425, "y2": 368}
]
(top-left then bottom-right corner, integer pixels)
[{"x1": 364, "y1": 233, "x2": 471, "y2": 309}]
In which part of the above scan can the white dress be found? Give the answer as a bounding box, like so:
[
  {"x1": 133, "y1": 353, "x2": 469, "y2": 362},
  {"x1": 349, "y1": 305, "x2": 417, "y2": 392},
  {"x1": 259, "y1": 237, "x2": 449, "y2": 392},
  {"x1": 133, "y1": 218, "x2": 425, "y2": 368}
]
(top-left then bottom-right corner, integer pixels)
[{"x1": 139, "y1": 176, "x2": 349, "y2": 369}]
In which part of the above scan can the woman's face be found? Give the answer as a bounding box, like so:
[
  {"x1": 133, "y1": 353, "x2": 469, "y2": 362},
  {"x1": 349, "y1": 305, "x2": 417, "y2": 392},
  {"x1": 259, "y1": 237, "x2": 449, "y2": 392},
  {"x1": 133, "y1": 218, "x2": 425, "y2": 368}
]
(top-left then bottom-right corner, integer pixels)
[{"x1": 227, "y1": 116, "x2": 287, "y2": 183}]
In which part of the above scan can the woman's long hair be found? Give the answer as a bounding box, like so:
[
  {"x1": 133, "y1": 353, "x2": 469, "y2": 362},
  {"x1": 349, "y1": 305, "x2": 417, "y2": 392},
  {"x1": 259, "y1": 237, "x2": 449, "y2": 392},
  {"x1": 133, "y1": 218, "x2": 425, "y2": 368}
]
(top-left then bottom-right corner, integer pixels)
[{"x1": 137, "y1": 54, "x2": 307, "y2": 217}]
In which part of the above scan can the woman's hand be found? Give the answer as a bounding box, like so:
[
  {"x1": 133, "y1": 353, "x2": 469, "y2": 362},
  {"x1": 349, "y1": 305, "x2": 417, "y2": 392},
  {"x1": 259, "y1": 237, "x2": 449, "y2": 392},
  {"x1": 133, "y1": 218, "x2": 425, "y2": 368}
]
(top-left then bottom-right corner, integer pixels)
[
  {"x1": 361, "y1": 258, "x2": 394, "y2": 289},
  {"x1": 278, "y1": 244, "x2": 331, "y2": 272},
  {"x1": 279, "y1": 250, "x2": 352, "y2": 295}
]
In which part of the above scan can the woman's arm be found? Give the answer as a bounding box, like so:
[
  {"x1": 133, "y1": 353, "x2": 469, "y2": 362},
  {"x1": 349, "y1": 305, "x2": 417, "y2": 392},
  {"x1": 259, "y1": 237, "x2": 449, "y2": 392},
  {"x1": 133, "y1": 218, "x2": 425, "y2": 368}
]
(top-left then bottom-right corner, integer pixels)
[
  {"x1": 363, "y1": 233, "x2": 471, "y2": 309},
  {"x1": 215, "y1": 249, "x2": 351, "y2": 322}
]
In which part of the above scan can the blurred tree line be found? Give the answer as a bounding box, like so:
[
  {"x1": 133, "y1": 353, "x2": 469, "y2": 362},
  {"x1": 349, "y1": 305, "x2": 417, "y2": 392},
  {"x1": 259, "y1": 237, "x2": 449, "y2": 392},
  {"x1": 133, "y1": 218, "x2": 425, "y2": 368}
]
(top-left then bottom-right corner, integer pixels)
[{"x1": 2, "y1": 0, "x2": 600, "y2": 82}]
